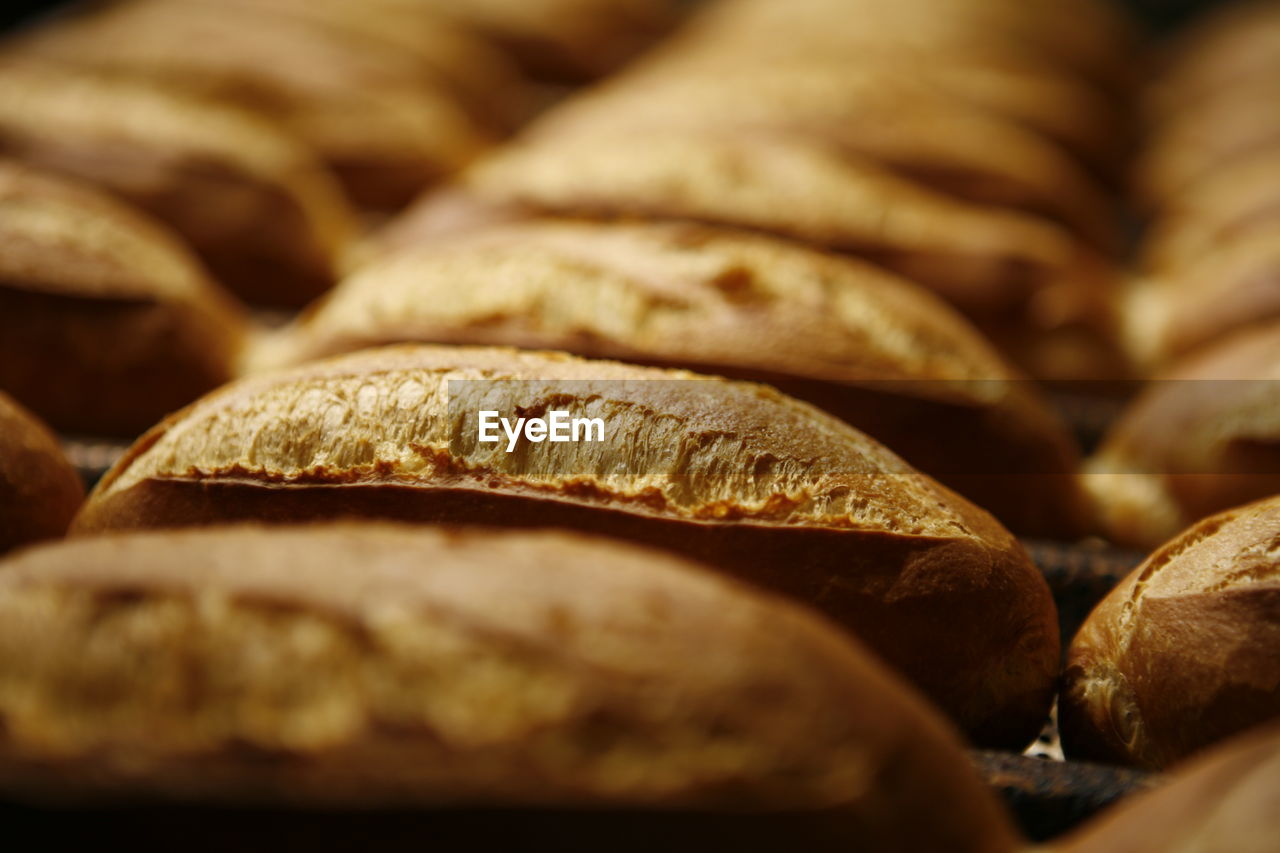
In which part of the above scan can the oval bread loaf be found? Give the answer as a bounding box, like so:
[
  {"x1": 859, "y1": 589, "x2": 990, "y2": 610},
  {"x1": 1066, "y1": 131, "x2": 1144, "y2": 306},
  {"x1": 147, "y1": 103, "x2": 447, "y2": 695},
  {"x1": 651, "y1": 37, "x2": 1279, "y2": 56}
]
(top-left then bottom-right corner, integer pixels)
[
  {"x1": 0, "y1": 63, "x2": 354, "y2": 307},
  {"x1": 264, "y1": 219, "x2": 1090, "y2": 537},
  {"x1": 0, "y1": 391, "x2": 83, "y2": 554},
  {"x1": 74, "y1": 344, "x2": 1059, "y2": 748},
  {"x1": 1061, "y1": 495, "x2": 1280, "y2": 769},
  {"x1": 0, "y1": 523, "x2": 1020, "y2": 853},
  {"x1": 0, "y1": 162, "x2": 247, "y2": 437}
]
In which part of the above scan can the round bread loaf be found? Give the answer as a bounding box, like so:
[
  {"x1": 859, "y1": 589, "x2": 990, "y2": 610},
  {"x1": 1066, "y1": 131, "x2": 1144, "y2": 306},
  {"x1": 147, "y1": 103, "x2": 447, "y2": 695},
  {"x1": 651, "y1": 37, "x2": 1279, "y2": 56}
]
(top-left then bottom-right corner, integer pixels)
[
  {"x1": 0, "y1": 162, "x2": 247, "y2": 437},
  {"x1": 74, "y1": 344, "x2": 1059, "y2": 749},
  {"x1": 0, "y1": 63, "x2": 353, "y2": 307},
  {"x1": 0, "y1": 391, "x2": 83, "y2": 554},
  {"x1": 264, "y1": 219, "x2": 1090, "y2": 537},
  {"x1": 1061, "y1": 495, "x2": 1280, "y2": 769},
  {"x1": 0, "y1": 523, "x2": 1020, "y2": 853},
  {"x1": 1086, "y1": 320, "x2": 1280, "y2": 549},
  {"x1": 1055, "y1": 721, "x2": 1280, "y2": 853}
]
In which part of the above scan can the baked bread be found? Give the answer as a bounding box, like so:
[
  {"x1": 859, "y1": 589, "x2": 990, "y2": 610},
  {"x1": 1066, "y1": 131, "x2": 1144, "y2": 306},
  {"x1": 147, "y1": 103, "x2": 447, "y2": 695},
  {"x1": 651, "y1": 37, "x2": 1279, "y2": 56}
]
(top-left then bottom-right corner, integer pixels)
[
  {"x1": 0, "y1": 523, "x2": 1021, "y2": 853},
  {"x1": 1087, "y1": 320, "x2": 1280, "y2": 549},
  {"x1": 10, "y1": 0, "x2": 506, "y2": 210},
  {"x1": 0, "y1": 391, "x2": 83, "y2": 554},
  {"x1": 523, "y1": 68, "x2": 1115, "y2": 250},
  {"x1": 0, "y1": 162, "x2": 247, "y2": 437},
  {"x1": 1061, "y1": 495, "x2": 1280, "y2": 769},
  {"x1": 1054, "y1": 721, "x2": 1280, "y2": 853},
  {"x1": 0, "y1": 63, "x2": 353, "y2": 307},
  {"x1": 265, "y1": 219, "x2": 1091, "y2": 537},
  {"x1": 73, "y1": 345, "x2": 1060, "y2": 749}
]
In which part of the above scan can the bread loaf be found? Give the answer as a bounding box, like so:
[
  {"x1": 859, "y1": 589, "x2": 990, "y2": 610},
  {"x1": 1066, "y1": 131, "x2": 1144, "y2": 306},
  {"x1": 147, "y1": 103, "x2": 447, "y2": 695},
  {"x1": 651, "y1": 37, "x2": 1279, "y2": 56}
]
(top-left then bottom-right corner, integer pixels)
[
  {"x1": 379, "y1": 130, "x2": 1124, "y2": 381},
  {"x1": 1054, "y1": 721, "x2": 1280, "y2": 853},
  {"x1": 0, "y1": 64, "x2": 353, "y2": 307},
  {"x1": 74, "y1": 344, "x2": 1059, "y2": 748},
  {"x1": 1061, "y1": 495, "x2": 1280, "y2": 768},
  {"x1": 0, "y1": 391, "x2": 83, "y2": 554},
  {"x1": 0, "y1": 523, "x2": 1020, "y2": 853},
  {"x1": 1087, "y1": 320, "x2": 1280, "y2": 549},
  {"x1": 523, "y1": 68, "x2": 1116, "y2": 250},
  {"x1": 265, "y1": 219, "x2": 1090, "y2": 537},
  {"x1": 9, "y1": 0, "x2": 509, "y2": 210},
  {"x1": 0, "y1": 162, "x2": 246, "y2": 437}
]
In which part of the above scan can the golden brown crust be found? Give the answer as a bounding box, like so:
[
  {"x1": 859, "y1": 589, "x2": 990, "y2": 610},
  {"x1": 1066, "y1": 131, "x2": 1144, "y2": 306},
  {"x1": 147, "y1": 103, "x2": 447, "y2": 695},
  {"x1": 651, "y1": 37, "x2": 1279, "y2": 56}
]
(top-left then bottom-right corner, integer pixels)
[
  {"x1": 0, "y1": 522, "x2": 1018, "y2": 853},
  {"x1": 11, "y1": 0, "x2": 499, "y2": 211},
  {"x1": 0, "y1": 63, "x2": 353, "y2": 307},
  {"x1": 74, "y1": 344, "x2": 1059, "y2": 748},
  {"x1": 1061, "y1": 496, "x2": 1280, "y2": 769},
  {"x1": 1056, "y1": 721, "x2": 1280, "y2": 853},
  {"x1": 1087, "y1": 320, "x2": 1280, "y2": 549},
  {"x1": 266, "y1": 219, "x2": 1090, "y2": 537},
  {"x1": 0, "y1": 161, "x2": 247, "y2": 436},
  {"x1": 0, "y1": 391, "x2": 83, "y2": 554}
]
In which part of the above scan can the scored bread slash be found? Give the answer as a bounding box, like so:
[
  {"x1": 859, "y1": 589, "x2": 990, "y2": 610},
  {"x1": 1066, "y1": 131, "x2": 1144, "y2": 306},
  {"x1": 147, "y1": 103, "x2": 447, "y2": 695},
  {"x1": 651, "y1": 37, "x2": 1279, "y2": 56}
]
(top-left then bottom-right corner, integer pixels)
[{"x1": 74, "y1": 343, "x2": 1060, "y2": 750}]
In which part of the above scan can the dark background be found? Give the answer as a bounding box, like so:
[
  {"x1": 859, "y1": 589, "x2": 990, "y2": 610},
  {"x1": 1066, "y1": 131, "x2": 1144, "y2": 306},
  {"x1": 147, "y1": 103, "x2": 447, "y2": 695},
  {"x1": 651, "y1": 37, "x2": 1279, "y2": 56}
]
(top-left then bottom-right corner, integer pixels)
[{"x1": 0, "y1": 0, "x2": 1252, "y2": 35}]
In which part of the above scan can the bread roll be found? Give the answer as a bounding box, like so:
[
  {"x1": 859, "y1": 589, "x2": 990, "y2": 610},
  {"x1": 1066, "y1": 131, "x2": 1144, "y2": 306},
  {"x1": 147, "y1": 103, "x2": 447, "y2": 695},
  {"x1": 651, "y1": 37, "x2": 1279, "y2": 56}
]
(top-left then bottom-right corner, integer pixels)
[
  {"x1": 1061, "y1": 495, "x2": 1280, "y2": 769},
  {"x1": 0, "y1": 162, "x2": 246, "y2": 437},
  {"x1": 1087, "y1": 321, "x2": 1280, "y2": 549},
  {"x1": 266, "y1": 220, "x2": 1090, "y2": 537},
  {"x1": 73, "y1": 345, "x2": 1059, "y2": 748},
  {"x1": 0, "y1": 64, "x2": 353, "y2": 307},
  {"x1": 10, "y1": 0, "x2": 505, "y2": 210},
  {"x1": 379, "y1": 129, "x2": 1123, "y2": 374},
  {"x1": 0, "y1": 523, "x2": 1020, "y2": 853},
  {"x1": 0, "y1": 391, "x2": 83, "y2": 554},
  {"x1": 1054, "y1": 721, "x2": 1280, "y2": 853},
  {"x1": 523, "y1": 69, "x2": 1115, "y2": 250}
]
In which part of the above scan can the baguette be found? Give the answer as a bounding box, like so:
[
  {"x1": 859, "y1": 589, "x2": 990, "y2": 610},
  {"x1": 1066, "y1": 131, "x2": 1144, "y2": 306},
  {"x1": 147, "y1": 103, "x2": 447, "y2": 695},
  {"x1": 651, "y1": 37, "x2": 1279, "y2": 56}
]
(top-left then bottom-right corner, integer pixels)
[
  {"x1": 266, "y1": 219, "x2": 1090, "y2": 537},
  {"x1": 1086, "y1": 320, "x2": 1280, "y2": 549},
  {"x1": 1054, "y1": 721, "x2": 1280, "y2": 853},
  {"x1": 0, "y1": 391, "x2": 82, "y2": 554},
  {"x1": 0, "y1": 162, "x2": 246, "y2": 436},
  {"x1": 0, "y1": 64, "x2": 353, "y2": 307},
  {"x1": 73, "y1": 344, "x2": 1059, "y2": 748},
  {"x1": 0, "y1": 523, "x2": 1020, "y2": 853},
  {"x1": 1061, "y1": 495, "x2": 1280, "y2": 769}
]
